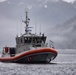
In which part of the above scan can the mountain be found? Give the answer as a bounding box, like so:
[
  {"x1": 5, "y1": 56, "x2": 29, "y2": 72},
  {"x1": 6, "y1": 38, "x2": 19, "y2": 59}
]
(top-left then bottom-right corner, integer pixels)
[
  {"x1": 0, "y1": 0, "x2": 76, "y2": 49},
  {"x1": 73, "y1": 0, "x2": 76, "y2": 8},
  {"x1": 0, "y1": 0, "x2": 76, "y2": 24},
  {"x1": 48, "y1": 15, "x2": 76, "y2": 49}
]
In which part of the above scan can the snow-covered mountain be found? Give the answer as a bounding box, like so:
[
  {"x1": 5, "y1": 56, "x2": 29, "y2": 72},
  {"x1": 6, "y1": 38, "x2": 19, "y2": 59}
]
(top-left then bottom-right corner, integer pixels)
[{"x1": 0, "y1": 0, "x2": 76, "y2": 24}]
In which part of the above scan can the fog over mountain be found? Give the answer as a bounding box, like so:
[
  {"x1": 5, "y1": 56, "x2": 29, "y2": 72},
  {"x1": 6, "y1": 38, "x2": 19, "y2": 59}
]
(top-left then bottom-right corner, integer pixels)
[
  {"x1": 47, "y1": 15, "x2": 76, "y2": 49},
  {"x1": 0, "y1": 0, "x2": 76, "y2": 49}
]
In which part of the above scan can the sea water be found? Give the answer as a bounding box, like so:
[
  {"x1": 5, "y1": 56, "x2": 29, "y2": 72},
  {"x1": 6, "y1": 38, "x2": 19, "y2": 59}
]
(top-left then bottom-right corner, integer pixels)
[{"x1": 0, "y1": 49, "x2": 76, "y2": 75}]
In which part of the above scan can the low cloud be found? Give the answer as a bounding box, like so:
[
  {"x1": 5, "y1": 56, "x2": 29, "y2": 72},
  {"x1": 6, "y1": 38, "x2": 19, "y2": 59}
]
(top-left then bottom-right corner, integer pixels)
[
  {"x1": 18, "y1": 2, "x2": 24, "y2": 6},
  {"x1": 47, "y1": 15, "x2": 76, "y2": 49},
  {"x1": 63, "y1": 0, "x2": 75, "y2": 3},
  {"x1": 0, "y1": 0, "x2": 6, "y2": 2}
]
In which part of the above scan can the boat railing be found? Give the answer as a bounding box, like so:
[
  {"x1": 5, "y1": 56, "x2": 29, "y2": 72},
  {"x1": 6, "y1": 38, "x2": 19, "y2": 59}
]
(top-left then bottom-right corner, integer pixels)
[{"x1": 45, "y1": 40, "x2": 54, "y2": 48}]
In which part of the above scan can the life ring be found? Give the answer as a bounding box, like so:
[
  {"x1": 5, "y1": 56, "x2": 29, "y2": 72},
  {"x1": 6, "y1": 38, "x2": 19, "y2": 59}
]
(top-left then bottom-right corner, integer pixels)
[{"x1": 5, "y1": 47, "x2": 9, "y2": 53}]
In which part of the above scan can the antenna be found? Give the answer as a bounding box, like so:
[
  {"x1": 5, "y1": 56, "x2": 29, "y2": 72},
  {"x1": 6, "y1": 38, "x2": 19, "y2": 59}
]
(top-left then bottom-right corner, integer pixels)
[
  {"x1": 16, "y1": 18, "x2": 19, "y2": 37},
  {"x1": 25, "y1": 0, "x2": 29, "y2": 16},
  {"x1": 20, "y1": 16, "x2": 22, "y2": 35},
  {"x1": 35, "y1": 18, "x2": 37, "y2": 34},
  {"x1": 22, "y1": 12, "x2": 30, "y2": 34},
  {"x1": 40, "y1": 24, "x2": 41, "y2": 35}
]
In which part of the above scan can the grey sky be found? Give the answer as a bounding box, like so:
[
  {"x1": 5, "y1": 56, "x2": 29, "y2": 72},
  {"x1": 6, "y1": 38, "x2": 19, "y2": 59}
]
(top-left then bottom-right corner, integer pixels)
[{"x1": 0, "y1": 0, "x2": 76, "y2": 49}]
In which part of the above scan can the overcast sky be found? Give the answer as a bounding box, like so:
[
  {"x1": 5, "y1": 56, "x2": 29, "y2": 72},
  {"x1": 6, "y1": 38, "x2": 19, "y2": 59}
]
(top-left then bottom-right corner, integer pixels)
[
  {"x1": 0, "y1": 0, "x2": 76, "y2": 49},
  {"x1": 0, "y1": 0, "x2": 75, "y2": 2}
]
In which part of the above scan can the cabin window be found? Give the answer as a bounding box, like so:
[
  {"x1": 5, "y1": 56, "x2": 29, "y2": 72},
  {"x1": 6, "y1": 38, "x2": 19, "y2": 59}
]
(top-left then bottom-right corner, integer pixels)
[
  {"x1": 32, "y1": 37, "x2": 41, "y2": 43},
  {"x1": 24, "y1": 36, "x2": 46, "y2": 47},
  {"x1": 24, "y1": 37, "x2": 27, "y2": 43},
  {"x1": 21, "y1": 38, "x2": 22, "y2": 43},
  {"x1": 24, "y1": 37, "x2": 31, "y2": 43},
  {"x1": 32, "y1": 37, "x2": 42, "y2": 47}
]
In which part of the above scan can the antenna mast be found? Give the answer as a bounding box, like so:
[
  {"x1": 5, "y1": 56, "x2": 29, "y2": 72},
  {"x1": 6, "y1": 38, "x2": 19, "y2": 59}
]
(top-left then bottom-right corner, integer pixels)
[
  {"x1": 22, "y1": 12, "x2": 30, "y2": 34},
  {"x1": 40, "y1": 24, "x2": 41, "y2": 35}
]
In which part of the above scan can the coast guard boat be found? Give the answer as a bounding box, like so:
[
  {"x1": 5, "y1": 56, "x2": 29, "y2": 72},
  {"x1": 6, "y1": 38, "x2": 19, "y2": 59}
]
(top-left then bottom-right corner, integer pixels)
[{"x1": 0, "y1": 12, "x2": 58, "y2": 63}]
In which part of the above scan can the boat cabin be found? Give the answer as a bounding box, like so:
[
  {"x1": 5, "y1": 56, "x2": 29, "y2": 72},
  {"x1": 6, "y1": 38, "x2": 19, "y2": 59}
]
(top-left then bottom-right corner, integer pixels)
[{"x1": 16, "y1": 34, "x2": 46, "y2": 47}]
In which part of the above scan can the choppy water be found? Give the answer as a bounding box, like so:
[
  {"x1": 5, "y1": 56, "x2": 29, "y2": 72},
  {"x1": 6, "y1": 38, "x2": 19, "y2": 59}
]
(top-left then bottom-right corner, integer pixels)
[{"x1": 0, "y1": 49, "x2": 76, "y2": 75}]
